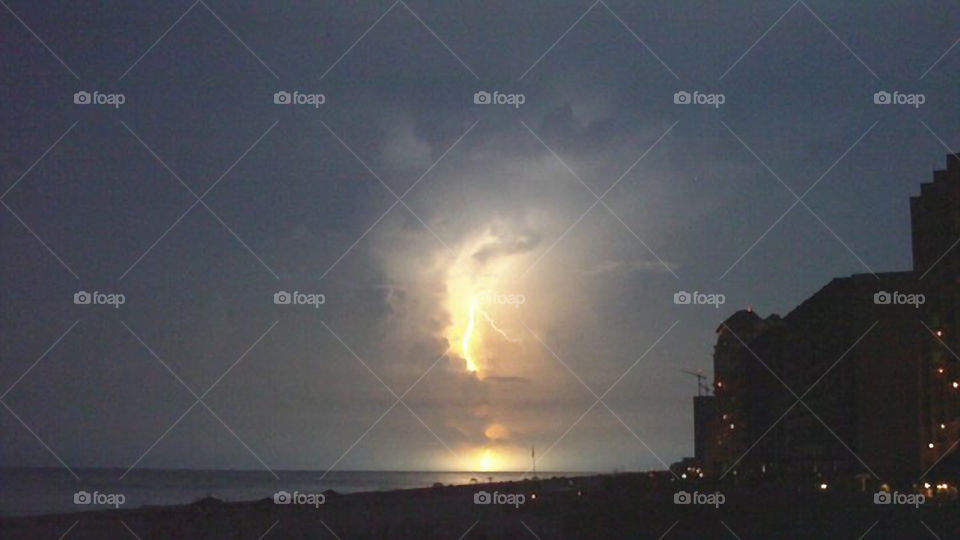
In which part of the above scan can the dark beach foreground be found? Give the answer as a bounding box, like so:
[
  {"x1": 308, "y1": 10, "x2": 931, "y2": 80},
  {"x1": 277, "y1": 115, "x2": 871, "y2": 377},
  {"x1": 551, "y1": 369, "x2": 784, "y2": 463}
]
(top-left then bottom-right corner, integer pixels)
[{"x1": 2, "y1": 473, "x2": 957, "y2": 539}]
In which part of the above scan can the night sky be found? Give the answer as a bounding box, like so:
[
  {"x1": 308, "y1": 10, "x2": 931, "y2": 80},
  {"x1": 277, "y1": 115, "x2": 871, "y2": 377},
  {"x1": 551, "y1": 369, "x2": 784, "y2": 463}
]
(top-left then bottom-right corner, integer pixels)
[{"x1": 1, "y1": 0, "x2": 958, "y2": 474}]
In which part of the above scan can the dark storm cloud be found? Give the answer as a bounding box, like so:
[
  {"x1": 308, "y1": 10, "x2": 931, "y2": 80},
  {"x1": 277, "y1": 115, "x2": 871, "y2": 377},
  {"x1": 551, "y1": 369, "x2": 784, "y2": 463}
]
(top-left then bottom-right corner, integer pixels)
[{"x1": 1, "y1": 0, "x2": 958, "y2": 473}]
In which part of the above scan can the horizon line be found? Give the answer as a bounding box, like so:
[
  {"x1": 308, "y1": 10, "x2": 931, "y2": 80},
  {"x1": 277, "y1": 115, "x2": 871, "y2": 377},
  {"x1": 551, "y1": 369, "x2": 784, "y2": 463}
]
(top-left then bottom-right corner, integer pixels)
[{"x1": 0, "y1": 466, "x2": 614, "y2": 474}]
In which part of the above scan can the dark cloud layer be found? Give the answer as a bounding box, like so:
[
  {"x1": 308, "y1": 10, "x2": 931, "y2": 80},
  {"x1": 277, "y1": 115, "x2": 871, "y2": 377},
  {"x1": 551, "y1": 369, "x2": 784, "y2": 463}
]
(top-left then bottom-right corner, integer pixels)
[{"x1": 1, "y1": 0, "x2": 958, "y2": 472}]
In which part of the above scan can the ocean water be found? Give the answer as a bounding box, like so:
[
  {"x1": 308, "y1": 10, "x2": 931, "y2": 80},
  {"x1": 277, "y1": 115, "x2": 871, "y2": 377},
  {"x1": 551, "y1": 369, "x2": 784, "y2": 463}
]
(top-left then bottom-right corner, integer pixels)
[{"x1": 0, "y1": 468, "x2": 590, "y2": 518}]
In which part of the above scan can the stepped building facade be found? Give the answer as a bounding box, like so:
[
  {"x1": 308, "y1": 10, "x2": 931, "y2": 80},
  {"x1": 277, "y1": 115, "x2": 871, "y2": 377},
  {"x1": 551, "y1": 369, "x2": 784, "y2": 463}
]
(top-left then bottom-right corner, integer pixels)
[{"x1": 693, "y1": 154, "x2": 960, "y2": 488}]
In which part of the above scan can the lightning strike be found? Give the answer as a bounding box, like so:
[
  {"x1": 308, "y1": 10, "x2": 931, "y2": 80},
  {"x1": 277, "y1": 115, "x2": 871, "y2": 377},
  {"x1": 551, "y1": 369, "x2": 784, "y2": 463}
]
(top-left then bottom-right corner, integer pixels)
[
  {"x1": 462, "y1": 297, "x2": 478, "y2": 372},
  {"x1": 479, "y1": 309, "x2": 520, "y2": 343}
]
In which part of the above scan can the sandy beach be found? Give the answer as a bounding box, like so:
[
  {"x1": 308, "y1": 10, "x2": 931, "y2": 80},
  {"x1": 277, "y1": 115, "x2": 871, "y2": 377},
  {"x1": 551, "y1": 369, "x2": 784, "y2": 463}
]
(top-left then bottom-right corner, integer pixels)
[{"x1": 2, "y1": 473, "x2": 957, "y2": 539}]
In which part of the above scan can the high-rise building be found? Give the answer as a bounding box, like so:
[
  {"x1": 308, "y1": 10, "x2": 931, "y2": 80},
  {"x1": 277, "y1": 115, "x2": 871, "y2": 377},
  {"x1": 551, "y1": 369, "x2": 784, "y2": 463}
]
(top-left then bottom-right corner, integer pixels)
[
  {"x1": 913, "y1": 153, "x2": 960, "y2": 477},
  {"x1": 710, "y1": 309, "x2": 765, "y2": 474},
  {"x1": 774, "y1": 272, "x2": 922, "y2": 482},
  {"x1": 692, "y1": 395, "x2": 717, "y2": 468},
  {"x1": 694, "y1": 154, "x2": 959, "y2": 486}
]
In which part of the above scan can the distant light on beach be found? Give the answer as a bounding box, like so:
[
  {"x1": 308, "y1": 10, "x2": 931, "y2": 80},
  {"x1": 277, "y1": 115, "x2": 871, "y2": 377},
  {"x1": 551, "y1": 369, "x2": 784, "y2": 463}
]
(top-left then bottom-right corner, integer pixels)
[
  {"x1": 480, "y1": 449, "x2": 494, "y2": 471},
  {"x1": 472, "y1": 448, "x2": 510, "y2": 472}
]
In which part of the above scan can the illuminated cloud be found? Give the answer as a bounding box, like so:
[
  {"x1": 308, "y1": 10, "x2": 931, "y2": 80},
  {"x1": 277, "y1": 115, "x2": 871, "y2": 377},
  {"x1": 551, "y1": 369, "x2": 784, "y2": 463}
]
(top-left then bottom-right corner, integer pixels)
[{"x1": 484, "y1": 423, "x2": 511, "y2": 441}]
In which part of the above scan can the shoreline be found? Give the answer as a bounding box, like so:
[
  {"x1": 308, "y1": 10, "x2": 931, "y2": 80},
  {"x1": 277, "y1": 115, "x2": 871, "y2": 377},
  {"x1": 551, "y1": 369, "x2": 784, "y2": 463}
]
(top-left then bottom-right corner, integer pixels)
[
  {"x1": 0, "y1": 468, "x2": 599, "y2": 519},
  {"x1": 3, "y1": 473, "x2": 958, "y2": 538},
  {"x1": 0, "y1": 471, "x2": 597, "y2": 520}
]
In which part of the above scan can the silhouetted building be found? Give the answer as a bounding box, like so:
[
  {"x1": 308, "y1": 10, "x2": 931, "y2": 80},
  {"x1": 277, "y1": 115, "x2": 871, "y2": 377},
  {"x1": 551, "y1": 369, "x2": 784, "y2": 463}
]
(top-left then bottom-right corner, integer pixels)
[
  {"x1": 693, "y1": 395, "x2": 717, "y2": 468},
  {"x1": 913, "y1": 153, "x2": 960, "y2": 476},
  {"x1": 707, "y1": 308, "x2": 770, "y2": 477},
  {"x1": 775, "y1": 272, "x2": 922, "y2": 482},
  {"x1": 697, "y1": 154, "x2": 960, "y2": 487}
]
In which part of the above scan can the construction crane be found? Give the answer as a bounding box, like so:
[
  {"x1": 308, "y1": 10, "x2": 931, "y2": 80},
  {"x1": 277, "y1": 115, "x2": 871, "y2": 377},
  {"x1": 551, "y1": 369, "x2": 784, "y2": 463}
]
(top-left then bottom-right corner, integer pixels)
[{"x1": 681, "y1": 368, "x2": 710, "y2": 396}]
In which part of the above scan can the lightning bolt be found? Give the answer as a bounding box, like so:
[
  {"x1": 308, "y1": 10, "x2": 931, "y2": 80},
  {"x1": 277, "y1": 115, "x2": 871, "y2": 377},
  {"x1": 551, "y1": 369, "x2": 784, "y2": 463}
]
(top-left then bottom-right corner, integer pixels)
[
  {"x1": 462, "y1": 294, "x2": 521, "y2": 373},
  {"x1": 479, "y1": 309, "x2": 520, "y2": 343},
  {"x1": 462, "y1": 297, "x2": 478, "y2": 371}
]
